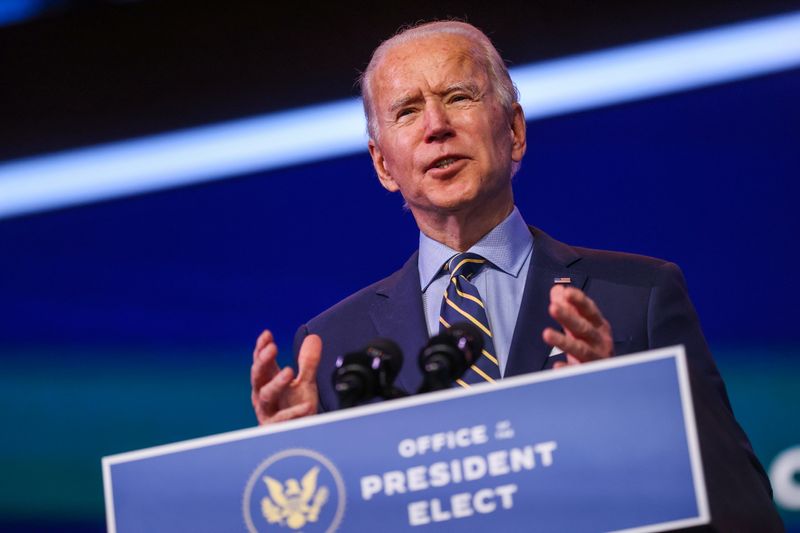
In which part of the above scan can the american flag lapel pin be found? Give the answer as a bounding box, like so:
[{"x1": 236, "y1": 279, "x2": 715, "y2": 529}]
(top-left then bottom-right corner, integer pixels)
[{"x1": 553, "y1": 277, "x2": 572, "y2": 285}]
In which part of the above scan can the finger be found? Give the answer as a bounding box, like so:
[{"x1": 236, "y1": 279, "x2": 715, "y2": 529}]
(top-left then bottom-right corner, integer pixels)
[
  {"x1": 549, "y1": 284, "x2": 567, "y2": 306},
  {"x1": 549, "y1": 301, "x2": 604, "y2": 347},
  {"x1": 267, "y1": 402, "x2": 315, "y2": 424},
  {"x1": 295, "y1": 334, "x2": 322, "y2": 385},
  {"x1": 253, "y1": 329, "x2": 274, "y2": 361},
  {"x1": 549, "y1": 285, "x2": 595, "y2": 335},
  {"x1": 251, "y1": 341, "x2": 280, "y2": 390},
  {"x1": 552, "y1": 353, "x2": 583, "y2": 370},
  {"x1": 544, "y1": 324, "x2": 613, "y2": 361},
  {"x1": 542, "y1": 327, "x2": 595, "y2": 363},
  {"x1": 257, "y1": 367, "x2": 295, "y2": 415},
  {"x1": 252, "y1": 391, "x2": 269, "y2": 424},
  {"x1": 562, "y1": 288, "x2": 606, "y2": 328}
]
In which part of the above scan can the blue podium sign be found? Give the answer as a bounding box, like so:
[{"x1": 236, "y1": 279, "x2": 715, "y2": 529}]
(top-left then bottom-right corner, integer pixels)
[{"x1": 102, "y1": 346, "x2": 709, "y2": 532}]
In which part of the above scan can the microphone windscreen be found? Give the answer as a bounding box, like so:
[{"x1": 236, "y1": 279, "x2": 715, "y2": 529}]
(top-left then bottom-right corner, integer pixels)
[
  {"x1": 447, "y1": 322, "x2": 484, "y2": 363},
  {"x1": 364, "y1": 337, "x2": 403, "y2": 376}
]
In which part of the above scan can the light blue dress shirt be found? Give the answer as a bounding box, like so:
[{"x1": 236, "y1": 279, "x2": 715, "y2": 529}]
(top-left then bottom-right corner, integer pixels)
[{"x1": 418, "y1": 207, "x2": 534, "y2": 376}]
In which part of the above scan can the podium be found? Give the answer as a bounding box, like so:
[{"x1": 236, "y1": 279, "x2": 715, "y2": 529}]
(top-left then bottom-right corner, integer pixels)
[{"x1": 102, "y1": 345, "x2": 709, "y2": 532}]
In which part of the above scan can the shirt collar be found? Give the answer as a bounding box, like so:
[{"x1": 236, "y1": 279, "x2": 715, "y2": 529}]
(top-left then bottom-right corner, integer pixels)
[{"x1": 418, "y1": 206, "x2": 533, "y2": 292}]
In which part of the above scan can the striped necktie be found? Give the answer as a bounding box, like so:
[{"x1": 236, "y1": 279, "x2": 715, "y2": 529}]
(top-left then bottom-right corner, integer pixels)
[{"x1": 438, "y1": 252, "x2": 501, "y2": 387}]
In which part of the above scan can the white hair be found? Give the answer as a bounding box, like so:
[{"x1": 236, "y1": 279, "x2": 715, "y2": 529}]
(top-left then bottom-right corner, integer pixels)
[{"x1": 358, "y1": 20, "x2": 519, "y2": 140}]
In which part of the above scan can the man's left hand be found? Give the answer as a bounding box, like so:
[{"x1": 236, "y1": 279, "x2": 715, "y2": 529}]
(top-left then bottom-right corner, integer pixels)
[{"x1": 542, "y1": 285, "x2": 614, "y2": 368}]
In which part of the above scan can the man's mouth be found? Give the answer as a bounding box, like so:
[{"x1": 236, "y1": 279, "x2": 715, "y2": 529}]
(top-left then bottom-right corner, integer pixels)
[{"x1": 428, "y1": 156, "x2": 463, "y2": 171}]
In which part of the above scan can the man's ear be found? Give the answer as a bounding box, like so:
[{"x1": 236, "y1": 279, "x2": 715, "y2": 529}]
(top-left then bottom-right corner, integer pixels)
[
  {"x1": 509, "y1": 103, "x2": 527, "y2": 163},
  {"x1": 368, "y1": 139, "x2": 399, "y2": 192}
]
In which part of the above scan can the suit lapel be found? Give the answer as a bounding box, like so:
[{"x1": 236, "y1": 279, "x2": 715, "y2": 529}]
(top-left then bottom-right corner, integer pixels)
[
  {"x1": 505, "y1": 227, "x2": 587, "y2": 377},
  {"x1": 368, "y1": 252, "x2": 429, "y2": 394},
  {"x1": 365, "y1": 228, "x2": 591, "y2": 388}
]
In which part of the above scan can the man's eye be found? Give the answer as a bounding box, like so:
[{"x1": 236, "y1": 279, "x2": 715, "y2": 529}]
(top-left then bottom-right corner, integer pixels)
[
  {"x1": 397, "y1": 108, "x2": 415, "y2": 119},
  {"x1": 450, "y1": 94, "x2": 470, "y2": 103}
]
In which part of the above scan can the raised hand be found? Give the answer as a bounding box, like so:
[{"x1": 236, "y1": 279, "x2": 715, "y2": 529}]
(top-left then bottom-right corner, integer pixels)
[
  {"x1": 250, "y1": 330, "x2": 321, "y2": 424},
  {"x1": 542, "y1": 285, "x2": 614, "y2": 369}
]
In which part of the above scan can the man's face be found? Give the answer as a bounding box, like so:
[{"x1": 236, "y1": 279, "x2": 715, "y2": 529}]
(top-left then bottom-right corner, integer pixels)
[{"x1": 367, "y1": 34, "x2": 526, "y2": 218}]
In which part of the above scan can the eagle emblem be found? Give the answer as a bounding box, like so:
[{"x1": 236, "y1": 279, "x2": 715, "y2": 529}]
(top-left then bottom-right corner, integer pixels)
[{"x1": 260, "y1": 466, "x2": 329, "y2": 530}]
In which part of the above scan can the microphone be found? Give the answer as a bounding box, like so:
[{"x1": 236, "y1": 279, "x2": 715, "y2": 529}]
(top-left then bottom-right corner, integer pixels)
[
  {"x1": 417, "y1": 322, "x2": 483, "y2": 392},
  {"x1": 332, "y1": 338, "x2": 404, "y2": 408}
]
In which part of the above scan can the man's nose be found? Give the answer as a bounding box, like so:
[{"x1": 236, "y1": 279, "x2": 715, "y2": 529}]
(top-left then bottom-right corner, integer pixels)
[{"x1": 423, "y1": 102, "x2": 455, "y2": 143}]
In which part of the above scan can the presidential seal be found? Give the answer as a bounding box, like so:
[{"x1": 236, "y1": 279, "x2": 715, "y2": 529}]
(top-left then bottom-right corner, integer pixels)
[{"x1": 243, "y1": 448, "x2": 346, "y2": 532}]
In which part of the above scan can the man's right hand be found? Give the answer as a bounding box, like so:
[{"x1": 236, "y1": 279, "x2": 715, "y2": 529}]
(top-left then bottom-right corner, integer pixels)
[{"x1": 250, "y1": 330, "x2": 321, "y2": 425}]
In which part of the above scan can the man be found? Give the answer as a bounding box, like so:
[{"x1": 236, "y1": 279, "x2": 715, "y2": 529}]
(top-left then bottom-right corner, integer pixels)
[{"x1": 250, "y1": 21, "x2": 782, "y2": 530}]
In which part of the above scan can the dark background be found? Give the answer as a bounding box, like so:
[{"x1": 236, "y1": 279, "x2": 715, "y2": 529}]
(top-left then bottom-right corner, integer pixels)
[
  {"x1": 1, "y1": 1, "x2": 799, "y2": 531},
  {"x1": 3, "y1": 0, "x2": 800, "y2": 159}
]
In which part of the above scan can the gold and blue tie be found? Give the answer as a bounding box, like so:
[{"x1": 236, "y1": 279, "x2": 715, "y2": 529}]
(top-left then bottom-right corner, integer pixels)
[{"x1": 438, "y1": 252, "x2": 501, "y2": 387}]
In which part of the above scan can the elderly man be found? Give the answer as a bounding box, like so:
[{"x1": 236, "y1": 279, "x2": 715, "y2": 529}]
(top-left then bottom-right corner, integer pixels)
[{"x1": 250, "y1": 21, "x2": 781, "y2": 530}]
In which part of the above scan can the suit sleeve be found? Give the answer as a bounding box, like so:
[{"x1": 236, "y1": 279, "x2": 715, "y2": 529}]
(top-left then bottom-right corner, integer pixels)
[{"x1": 647, "y1": 262, "x2": 782, "y2": 531}]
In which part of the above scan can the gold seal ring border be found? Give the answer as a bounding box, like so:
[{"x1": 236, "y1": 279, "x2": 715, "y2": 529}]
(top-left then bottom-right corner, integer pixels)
[{"x1": 242, "y1": 447, "x2": 347, "y2": 533}]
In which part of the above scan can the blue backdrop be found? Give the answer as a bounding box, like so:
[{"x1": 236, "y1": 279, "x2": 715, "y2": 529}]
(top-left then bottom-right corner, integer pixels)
[{"x1": 1, "y1": 68, "x2": 798, "y2": 530}]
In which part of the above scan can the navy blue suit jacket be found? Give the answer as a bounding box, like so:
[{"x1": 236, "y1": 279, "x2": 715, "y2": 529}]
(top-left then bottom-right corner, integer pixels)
[{"x1": 294, "y1": 226, "x2": 781, "y2": 531}]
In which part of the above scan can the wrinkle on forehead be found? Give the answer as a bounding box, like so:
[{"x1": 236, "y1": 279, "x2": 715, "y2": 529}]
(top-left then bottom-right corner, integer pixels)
[
  {"x1": 389, "y1": 80, "x2": 482, "y2": 114},
  {"x1": 372, "y1": 37, "x2": 490, "y2": 114}
]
